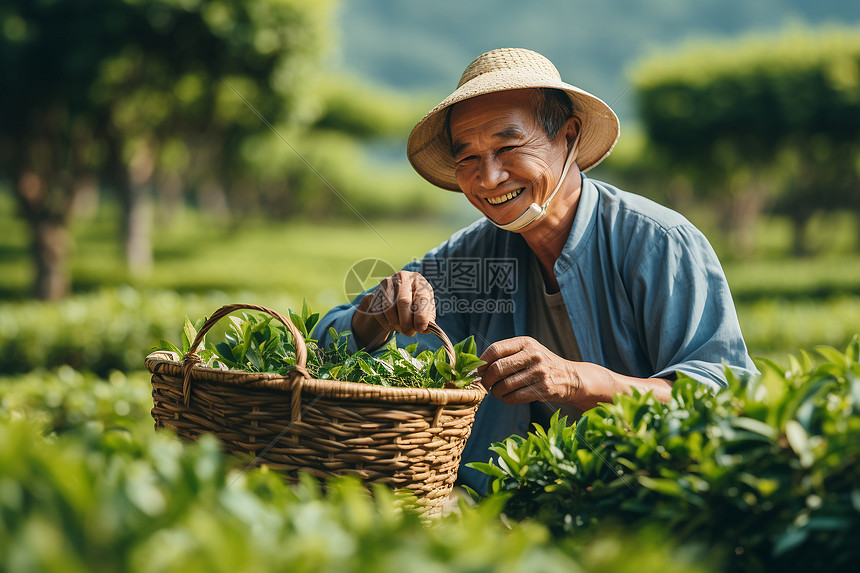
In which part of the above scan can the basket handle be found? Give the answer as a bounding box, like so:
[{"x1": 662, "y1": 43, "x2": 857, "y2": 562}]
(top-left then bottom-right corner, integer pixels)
[
  {"x1": 424, "y1": 322, "x2": 456, "y2": 370},
  {"x1": 181, "y1": 303, "x2": 310, "y2": 408}
]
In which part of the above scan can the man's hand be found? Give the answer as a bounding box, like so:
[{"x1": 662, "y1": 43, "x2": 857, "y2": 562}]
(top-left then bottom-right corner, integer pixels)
[
  {"x1": 351, "y1": 271, "x2": 436, "y2": 350},
  {"x1": 478, "y1": 336, "x2": 675, "y2": 409},
  {"x1": 477, "y1": 337, "x2": 582, "y2": 406}
]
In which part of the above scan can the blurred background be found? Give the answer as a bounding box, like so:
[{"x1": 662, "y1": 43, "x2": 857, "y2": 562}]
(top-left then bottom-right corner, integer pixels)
[{"x1": 2, "y1": 0, "x2": 860, "y2": 374}]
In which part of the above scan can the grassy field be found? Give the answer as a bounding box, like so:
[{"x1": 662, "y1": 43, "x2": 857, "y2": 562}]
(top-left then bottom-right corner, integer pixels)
[{"x1": 0, "y1": 195, "x2": 466, "y2": 310}]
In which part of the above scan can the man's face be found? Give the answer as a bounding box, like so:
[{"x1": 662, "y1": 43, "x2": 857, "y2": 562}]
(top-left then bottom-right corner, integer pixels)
[{"x1": 449, "y1": 90, "x2": 571, "y2": 228}]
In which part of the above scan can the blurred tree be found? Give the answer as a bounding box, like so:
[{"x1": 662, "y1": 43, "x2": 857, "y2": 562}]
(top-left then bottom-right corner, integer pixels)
[
  {"x1": 232, "y1": 74, "x2": 435, "y2": 221},
  {"x1": 632, "y1": 27, "x2": 860, "y2": 257},
  {"x1": 310, "y1": 75, "x2": 420, "y2": 138},
  {"x1": 0, "y1": 0, "x2": 332, "y2": 299}
]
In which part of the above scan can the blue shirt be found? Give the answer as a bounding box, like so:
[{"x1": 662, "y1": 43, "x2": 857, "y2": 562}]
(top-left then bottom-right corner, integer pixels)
[{"x1": 313, "y1": 175, "x2": 757, "y2": 492}]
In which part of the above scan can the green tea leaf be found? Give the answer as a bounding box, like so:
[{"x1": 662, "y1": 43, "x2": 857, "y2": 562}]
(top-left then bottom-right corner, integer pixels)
[
  {"x1": 153, "y1": 338, "x2": 181, "y2": 355},
  {"x1": 847, "y1": 334, "x2": 860, "y2": 363},
  {"x1": 815, "y1": 346, "x2": 848, "y2": 370},
  {"x1": 784, "y1": 420, "x2": 813, "y2": 467},
  {"x1": 435, "y1": 355, "x2": 454, "y2": 380},
  {"x1": 289, "y1": 309, "x2": 308, "y2": 338},
  {"x1": 182, "y1": 317, "x2": 199, "y2": 351},
  {"x1": 305, "y1": 313, "x2": 320, "y2": 335},
  {"x1": 638, "y1": 476, "x2": 683, "y2": 497},
  {"x1": 466, "y1": 461, "x2": 506, "y2": 479},
  {"x1": 729, "y1": 417, "x2": 778, "y2": 440},
  {"x1": 357, "y1": 358, "x2": 376, "y2": 376}
]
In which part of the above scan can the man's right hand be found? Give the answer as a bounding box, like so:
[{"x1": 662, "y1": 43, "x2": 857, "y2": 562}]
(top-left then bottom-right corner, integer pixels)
[{"x1": 351, "y1": 271, "x2": 436, "y2": 351}]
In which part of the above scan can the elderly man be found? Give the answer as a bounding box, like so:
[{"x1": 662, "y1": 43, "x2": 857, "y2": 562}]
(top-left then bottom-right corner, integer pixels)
[{"x1": 313, "y1": 48, "x2": 756, "y2": 491}]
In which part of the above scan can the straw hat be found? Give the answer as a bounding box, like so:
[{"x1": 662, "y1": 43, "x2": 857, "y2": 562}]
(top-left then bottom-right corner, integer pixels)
[{"x1": 407, "y1": 48, "x2": 620, "y2": 192}]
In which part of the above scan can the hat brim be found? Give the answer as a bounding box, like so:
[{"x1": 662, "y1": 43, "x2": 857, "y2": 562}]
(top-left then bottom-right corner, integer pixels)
[{"x1": 407, "y1": 70, "x2": 620, "y2": 192}]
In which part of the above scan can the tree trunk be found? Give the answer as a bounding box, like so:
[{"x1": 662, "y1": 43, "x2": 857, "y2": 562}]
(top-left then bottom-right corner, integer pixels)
[
  {"x1": 790, "y1": 209, "x2": 814, "y2": 258},
  {"x1": 123, "y1": 142, "x2": 155, "y2": 277},
  {"x1": 32, "y1": 217, "x2": 71, "y2": 300},
  {"x1": 124, "y1": 181, "x2": 153, "y2": 275},
  {"x1": 17, "y1": 172, "x2": 74, "y2": 300},
  {"x1": 729, "y1": 191, "x2": 766, "y2": 258}
]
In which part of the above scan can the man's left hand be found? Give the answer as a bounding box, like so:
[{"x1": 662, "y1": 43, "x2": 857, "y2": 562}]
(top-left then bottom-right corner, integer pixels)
[{"x1": 477, "y1": 336, "x2": 581, "y2": 406}]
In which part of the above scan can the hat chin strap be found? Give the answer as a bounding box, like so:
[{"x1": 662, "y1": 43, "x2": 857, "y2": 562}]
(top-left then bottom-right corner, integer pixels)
[{"x1": 492, "y1": 135, "x2": 579, "y2": 232}]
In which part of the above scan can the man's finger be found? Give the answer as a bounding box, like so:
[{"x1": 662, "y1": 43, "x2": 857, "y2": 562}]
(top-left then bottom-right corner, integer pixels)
[
  {"x1": 489, "y1": 368, "x2": 535, "y2": 399},
  {"x1": 480, "y1": 350, "x2": 531, "y2": 390},
  {"x1": 479, "y1": 337, "x2": 529, "y2": 368},
  {"x1": 380, "y1": 280, "x2": 401, "y2": 330},
  {"x1": 498, "y1": 384, "x2": 542, "y2": 406},
  {"x1": 396, "y1": 291, "x2": 415, "y2": 336},
  {"x1": 411, "y1": 279, "x2": 435, "y2": 333}
]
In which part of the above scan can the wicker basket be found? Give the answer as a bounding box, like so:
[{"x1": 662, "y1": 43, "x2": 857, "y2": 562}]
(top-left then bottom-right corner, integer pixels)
[{"x1": 146, "y1": 303, "x2": 486, "y2": 516}]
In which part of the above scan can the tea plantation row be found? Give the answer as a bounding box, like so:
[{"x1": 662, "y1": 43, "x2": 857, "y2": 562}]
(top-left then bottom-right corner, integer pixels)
[
  {"x1": 2, "y1": 338, "x2": 859, "y2": 571},
  {"x1": 0, "y1": 368, "x2": 704, "y2": 573},
  {"x1": 2, "y1": 287, "x2": 860, "y2": 375}
]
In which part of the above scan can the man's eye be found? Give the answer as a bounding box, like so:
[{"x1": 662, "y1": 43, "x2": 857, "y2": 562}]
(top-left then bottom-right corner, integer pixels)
[
  {"x1": 456, "y1": 155, "x2": 477, "y2": 165},
  {"x1": 499, "y1": 146, "x2": 519, "y2": 154}
]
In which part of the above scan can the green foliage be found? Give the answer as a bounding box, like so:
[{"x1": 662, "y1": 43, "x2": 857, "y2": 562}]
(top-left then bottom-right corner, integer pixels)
[
  {"x1": 738, "y1": 296, "x2": 860, "y2": 357},
  {"x1": 634, "y1": 27, "x2": 860, "y2": 155},
  {"x1": 0, "y1": 287, "x2": 238, "y2": 376},
  {"x1": 311, "y1": 74, "x2": 427, "y2": 138},
  {"x1": 0, "y1": 373, "x2": 708, "y2": 573},
  {"x1": 0, "y1": 0, "x2": 333, "y2": 174},
  {"x1": 0, "y1": 0, "x2": 335, "y2": 298},
  {"x1": 0, "y1": 366, "x2": 151, "y2": 435},
  {"x1": 159, "y1": 306, "x2": 485, "y2": 389},
  {"x1": 472, "y1": 338, "x2": 860, "y2": 572},
  {"x1": 632, "y1": 26, "x2": 860, "y2": 252}
]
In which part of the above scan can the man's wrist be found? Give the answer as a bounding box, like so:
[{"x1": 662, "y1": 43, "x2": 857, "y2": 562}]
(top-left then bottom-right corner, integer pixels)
[{"x1": 570, "y1": 361, "x2": 673, "y2": 409}]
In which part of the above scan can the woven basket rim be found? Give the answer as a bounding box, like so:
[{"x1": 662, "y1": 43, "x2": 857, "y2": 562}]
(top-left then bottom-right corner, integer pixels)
[{"x1": 146, "y1": 351, "x2": 487, "y2": 406}]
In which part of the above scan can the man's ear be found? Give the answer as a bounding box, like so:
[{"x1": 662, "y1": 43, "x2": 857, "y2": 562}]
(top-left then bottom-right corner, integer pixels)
[{"x1": 564, "y1": 116, "x2": 582, "y2": 148}]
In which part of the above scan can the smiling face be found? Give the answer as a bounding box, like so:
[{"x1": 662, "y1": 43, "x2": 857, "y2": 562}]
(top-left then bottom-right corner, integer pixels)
[{"x1": 448, "y1": 89, "x2": 576, "y2": 229}]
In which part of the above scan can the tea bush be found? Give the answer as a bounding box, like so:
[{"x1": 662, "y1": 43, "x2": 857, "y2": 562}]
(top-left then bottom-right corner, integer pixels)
[
  {"x1": 0, "y1": 420, "x2": 707, "y2": 573},
  {"x1": 0, "y1": 366, "x2": 152, "y2": 434},
  {"x1": 0, "y1": 362, "x2": 708, "y2": 572},
  {"x1": 473, "y1": 339, "x2": 860, "y2": 572},
  {"x1": 0, "y1": 288, "x2": 296, "y2": 376}
]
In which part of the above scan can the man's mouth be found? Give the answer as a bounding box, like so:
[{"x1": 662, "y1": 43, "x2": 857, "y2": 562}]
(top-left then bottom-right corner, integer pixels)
[{"x1": 486, "y1": 188, "x2": 524, "y2": 205}]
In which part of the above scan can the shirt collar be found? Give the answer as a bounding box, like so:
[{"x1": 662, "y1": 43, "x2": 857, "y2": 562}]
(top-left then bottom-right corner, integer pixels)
[{"x1": 553, "y1": 173, "x2": 598, "y2": 275}]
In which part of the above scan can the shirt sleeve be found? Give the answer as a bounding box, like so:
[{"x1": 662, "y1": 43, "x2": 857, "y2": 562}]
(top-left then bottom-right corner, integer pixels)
[{"x1": 630, "y1": 223, "x2": 758, "y2": 389}]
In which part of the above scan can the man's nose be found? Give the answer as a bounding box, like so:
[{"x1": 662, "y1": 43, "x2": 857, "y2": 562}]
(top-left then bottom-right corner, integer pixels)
[{"x1": 478, "y1": 157, "x2": 508, "y2": 189}]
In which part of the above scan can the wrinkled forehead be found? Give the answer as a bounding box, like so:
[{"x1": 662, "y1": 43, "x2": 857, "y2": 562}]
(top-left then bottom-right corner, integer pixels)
[
  {"x1": 449, "y1": 89, "x2": 539, "y2": 124},
  {"x1": 447, "y1": 90, "x2": 542, "y2": 144}
]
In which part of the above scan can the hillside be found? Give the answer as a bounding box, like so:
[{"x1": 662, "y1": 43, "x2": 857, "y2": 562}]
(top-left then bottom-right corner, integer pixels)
[{"x1": 333, "y1": 0, "x2": 860, "y2": 123}]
